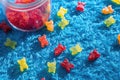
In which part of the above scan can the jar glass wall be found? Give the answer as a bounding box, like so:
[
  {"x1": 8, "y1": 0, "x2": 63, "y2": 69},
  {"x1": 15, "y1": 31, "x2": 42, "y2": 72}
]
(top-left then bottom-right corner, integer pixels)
[{"x1": 2, "y1": 0, "x2": 51, "y2": 31}]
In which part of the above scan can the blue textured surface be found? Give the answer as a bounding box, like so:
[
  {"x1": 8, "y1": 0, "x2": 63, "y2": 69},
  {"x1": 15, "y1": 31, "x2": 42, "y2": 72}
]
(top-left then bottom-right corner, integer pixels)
[{"x1": 0, "y1": 0, "x2": 120, "y2": 80}]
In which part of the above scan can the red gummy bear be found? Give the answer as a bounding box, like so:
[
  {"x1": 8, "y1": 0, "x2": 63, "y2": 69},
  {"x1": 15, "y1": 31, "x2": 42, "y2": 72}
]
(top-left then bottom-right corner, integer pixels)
[
  {"x1": 41, "y1": 78, "x2": 45, "y2": 80},
  {"x1": 76, "y1": 2, "x2": 85, "y2": 12},
  {"x1": 0, "y1": 22, "x2": 12, "y2": 33},
  {"x1": 61, "y1": 59, "x2": 74, "y2": 73},
  {"x1": 38, "y1": 35, "x2": 49, "y2": 48},
  {"x1": 54, "y1": 44, "x2": 66, "y2": 56},
  {"x1": 88, "y1": 49, "x2": 100, "y2": 61}
]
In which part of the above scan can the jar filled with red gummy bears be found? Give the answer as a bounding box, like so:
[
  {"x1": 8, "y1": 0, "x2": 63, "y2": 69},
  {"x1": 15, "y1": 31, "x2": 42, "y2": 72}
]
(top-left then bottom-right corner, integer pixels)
[{"x1": 2, "y1": 0, "x2": 51, "y2": 31}]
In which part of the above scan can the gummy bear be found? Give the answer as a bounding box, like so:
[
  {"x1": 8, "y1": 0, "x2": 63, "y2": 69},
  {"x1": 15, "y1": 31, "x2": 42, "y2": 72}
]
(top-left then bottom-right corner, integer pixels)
[
  {"x1": 112, "y1": 0, "x2": 120, "y2": 5},
  {"x1": 76, "y1": 2, "x2": 85, "y2": 12},
  {"x1": 104, "y1": 16, "x2": 116, "y2": 27},
  {"x1": 57, "y1": 7, "x2": 68, "y2": 18},
  {"x1": 117, "y1": 34, "x2": 120, "y2": 44},
  {"x1": 58, "y1": 18, "x2": 69, "y2": 29},
  {"x1": 102, "y1": 5, "x2": 114, "y2": 14},
  {"x1": 38, "y1": 35, "x2": 49, "y2": 48},
  {"x1": 47, "y1": 61, "x2": 56, "y2": 73},
  {"x1": 0, "y1": 22, "x2": 12, "y2": 33},
  {"x1": 88, "y1": 49, "x2": 100, "y2": 61},
  {"x1": 41, "y1": 78, "x2": 45, "y2": 80},
  {"x1": 70, "y1": 44, "x2": 82, "y2": 56},
  {"x1": 45, "y1": 20, "x2": 54, "y2": 32},
  {"x1": 17, "y1": 57, "x2": 29, "y2": 72},
  {"x1": 4, "y1": 38, "x2": 17, "y2": 49},
  {"x1": 54, "y1": 44, "x2": 66, "y2": 56},
  {"x1": 16, "y1": 0, "x2": 36, "y2": 4},
  {"x1": 61, "y1": 59, "x2": 74, "y2": 73}
]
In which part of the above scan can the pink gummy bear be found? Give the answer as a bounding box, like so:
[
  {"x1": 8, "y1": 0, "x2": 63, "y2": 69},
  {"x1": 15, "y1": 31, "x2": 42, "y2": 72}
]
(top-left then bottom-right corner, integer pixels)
[{"x1": 76, "y1": 2, "x2": 85, "y2": 12}]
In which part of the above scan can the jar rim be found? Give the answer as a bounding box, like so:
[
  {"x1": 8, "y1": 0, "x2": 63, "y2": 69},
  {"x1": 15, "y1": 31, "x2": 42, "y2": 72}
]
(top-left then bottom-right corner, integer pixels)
[{"x1": 2, "y1": 0, "x2": 48, "y2": 11}]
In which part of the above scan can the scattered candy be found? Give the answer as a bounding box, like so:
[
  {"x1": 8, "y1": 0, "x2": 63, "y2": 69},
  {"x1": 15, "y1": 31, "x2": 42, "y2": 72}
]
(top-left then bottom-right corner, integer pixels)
[
  {"x1": 58, "y1": 18, "x2": 69, "y2": 29},
  {"x1": 76, "y1": 2, "x2": 85, "y2": 12},
  {"x1": 47, "y1": 61, "x2": 56, "y2": 73},
  {"x1": 4, "y1": 38, "x2": 17, "y2": 49},
  {"x1": 57, "y1": 7, "x2": 68, "y2": 18},
  {"x1": 102, "y1": 5, "x2": 114, "y2": 15},
  {"x1": 88, "y1": 49, "x2": 100, "y2": 61},
  {"x1": 41, "y1": 77, "x2": 45, "y2": 80},
  {"x1": 70, "y1": 44, "x2": 82, "y2": 56},
  {"x1": 0, "y1": 21, "x2": 12, "y2": 33},
  {"x1": 38, "y1": 35, "x2": 49, "y2": 48},
  {"x1": 104, "y1": 16, "x2": 116, "y2": 27},
  {"x1": 117, "y1": 34, "x2": 120, "y2": 44},
  {"x1": 61, "y1": 58, "x2": 74, "y2": 73},
  {"x1": 54, "y1": 44, "x2": 66, "y2": 56},
  {"x1": 112, "y1": 0, "x2": 120, "y2": 5},
  {"x1": 45, "y1": 20, "x2": 54, "y2": 32},
  {"x1": 17, "y1": 57, "x2": 29, "y2": 72}
]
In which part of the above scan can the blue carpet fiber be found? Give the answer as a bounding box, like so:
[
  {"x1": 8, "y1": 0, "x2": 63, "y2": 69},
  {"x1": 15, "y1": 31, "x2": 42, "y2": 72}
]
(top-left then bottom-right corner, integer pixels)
[{"x1": 0, "y1": 0, "x2": 120, "y2": 80}]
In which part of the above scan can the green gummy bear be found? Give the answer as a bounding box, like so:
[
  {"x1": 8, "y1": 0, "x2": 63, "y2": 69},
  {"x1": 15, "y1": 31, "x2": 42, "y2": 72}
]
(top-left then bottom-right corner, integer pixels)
[
  {"x1": 4, "y1": 38, "x2": 17, "y2": 49},
  {"x1": 104, "y1": 16, "x2": 116, "y2": 27},
  {"x1": 58, "y1": 18, "x2": 69, "y2": 29},
  {"x1": 70, "y1": 44, "x2": 82, "y2": 56}
]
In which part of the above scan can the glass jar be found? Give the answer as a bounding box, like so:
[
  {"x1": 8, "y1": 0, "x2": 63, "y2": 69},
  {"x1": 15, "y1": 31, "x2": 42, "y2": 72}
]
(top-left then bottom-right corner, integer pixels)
[{"x1": 2, "y1": 0, "x2": 51, "y2": 31}]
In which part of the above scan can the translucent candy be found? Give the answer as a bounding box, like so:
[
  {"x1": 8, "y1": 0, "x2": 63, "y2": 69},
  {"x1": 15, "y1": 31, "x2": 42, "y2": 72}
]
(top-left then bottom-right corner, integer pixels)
[
  {"x1": 104, "y1": 16, "x2": 116, "y2": 27},
  {"x1": 112, "y1": 0, "x2": 120, "y2": 5},
  {"x1": 117, "y1": 34, "x2": 120, "y2": 44},
  {"x1": 58, "y1": 18, "x2": 69, "y2": 29},
  {"x1": 102, "y1": 5, "x2": 114, "y2": 14},
  {"x1": 45, "y1": 20, "x2": 54, "y2": 32},
  {"x1": 61, "y1": 58, "x2": 74, "y2": 73},
  {"x1": 70, "y1": 44, "x2": 82, "y2": 56},
  {"x1": 47, "y1": 61, "x2": 56, "y2": 73},
  {"x1": 54, "y1": 44, "x2": 66, "y2": 56},
  {"x1": 76, "y1": 2, "x2": 85, "y2": 12},
  {"x1": 41, "y1": 78, "x2": 45, "y2": 80},
  {"x1": 17, "y1": 57, "x2": 29, "y2": 72},
  {"x1": 4, "y1": 38, "x2": 17, "y2": 49},
  {"x1": 38, "y1": 35, "x2": 49, "y2": 48},
  {"x1": 57, "y1": 7, "x2": 68, "y2": 18},
  {"x1": 88, "y1": 49, "x2": 100, "y2": 61}
]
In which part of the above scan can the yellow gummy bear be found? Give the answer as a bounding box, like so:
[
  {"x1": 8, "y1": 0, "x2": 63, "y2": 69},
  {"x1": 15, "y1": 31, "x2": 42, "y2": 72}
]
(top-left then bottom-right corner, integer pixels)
[
  {"x1": 70, "y1": 44, "x2": 82, "y2": 56},
  {"x1": 45, "y1": 20, "x2": 54, "y2": 32},
  {"x1": 57, "y1": 7, "x2": 68, "y2": 18},
  {"x1": 58, "y1": 18, "x2": 69, "y2": 29},
  {"x1": 4, "y1": 38, "x2": 17, "y2": 49},
  {"x1": 17, "y1": 57, "x2": 29, "y2": 72},
  {"x1": 112, "y1": 0, "x2": 120, "y2": 5},
  {"x1": 47, "y1": 61, "x2": 56, "y2": 73},
  {"x1": 104, "y1": 16, "x2": 116, "y2": 27}
]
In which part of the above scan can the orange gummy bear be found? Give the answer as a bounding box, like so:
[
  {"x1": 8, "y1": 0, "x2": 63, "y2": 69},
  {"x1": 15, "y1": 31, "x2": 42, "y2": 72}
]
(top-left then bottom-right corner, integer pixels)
[
  {"x1": 45, "y1": 20, "x2": 54, "y2": 32},
  {"x1": 117, "y1": 34, "x2": 120, "y2": 44},
  {"x1": 38, "y1": 35, "x2": 49, "y2": 48},
  {"x1": 102, "y1": 5, "x2": 114, "y2": 14}
]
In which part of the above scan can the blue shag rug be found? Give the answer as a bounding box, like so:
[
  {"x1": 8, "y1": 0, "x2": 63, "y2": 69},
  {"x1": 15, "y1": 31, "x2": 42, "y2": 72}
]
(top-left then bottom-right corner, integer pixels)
[{"x1": 0, "y1": 0, "x2": 120, "y2": 80}]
